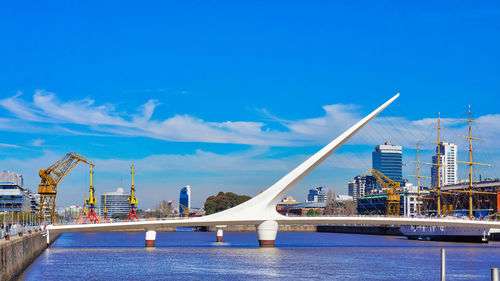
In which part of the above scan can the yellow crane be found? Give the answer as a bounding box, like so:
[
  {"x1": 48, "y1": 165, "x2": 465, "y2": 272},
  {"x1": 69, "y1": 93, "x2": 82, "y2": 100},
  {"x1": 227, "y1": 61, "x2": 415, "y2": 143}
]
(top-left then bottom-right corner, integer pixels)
[
  {"x1": 38, "y1": 152, "x2": 94, "y2": 224},
  {"x1": 103, "y1": 193, "x2": 109, "y2": 221},
  {"x1": 125, "y1": 165, "x2": 139, "y2": 221},
  {"x1": 83, "y1": 166, "x2": 99, "y2": 223},
  {"x1": 82, "y1": 192, "x2": 88, "y2": 216},
  {"x1": 362, "y1": 169, "x2": 401, "y2": 216}
]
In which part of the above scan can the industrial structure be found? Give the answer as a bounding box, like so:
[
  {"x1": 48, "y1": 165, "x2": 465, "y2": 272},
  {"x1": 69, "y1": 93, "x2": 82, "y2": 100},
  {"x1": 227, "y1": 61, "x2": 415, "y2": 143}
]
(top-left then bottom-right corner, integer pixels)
[
  {"x1": 125, "y1": 165, "x2": 139, "y2": 221},
  {"x1": 102, "y1": 193, "x2": 108, "y2": 221},
  {"x1": 38, "y1": 152, "x2": 93, "y2": 224},
  {"x1": 82, "y1": 166, "x2": 99, "y2": 224},
  {"x1": 361, "y1": 169, "x2": 402, "y2": 216}
]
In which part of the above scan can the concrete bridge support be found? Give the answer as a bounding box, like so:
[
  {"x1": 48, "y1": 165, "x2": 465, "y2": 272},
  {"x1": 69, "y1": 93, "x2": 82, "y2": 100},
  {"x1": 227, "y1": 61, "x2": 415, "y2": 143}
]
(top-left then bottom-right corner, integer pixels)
[
  {"x1": 256, "y1": 220, "x2": 278, "y2": 247},
  {"x1": 215, "y1": 225, "x2": 226, "y2": 242},
  {"x1": 145, "y1": 230, "x2": 156, "y2": 247}
]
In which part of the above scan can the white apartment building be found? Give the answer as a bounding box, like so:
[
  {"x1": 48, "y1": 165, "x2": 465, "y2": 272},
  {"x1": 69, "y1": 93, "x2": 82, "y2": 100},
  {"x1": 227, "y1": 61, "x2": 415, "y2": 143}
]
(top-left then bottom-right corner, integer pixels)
[{"x1": 431, "y1": 142, "x2": 458, "y2": 187}]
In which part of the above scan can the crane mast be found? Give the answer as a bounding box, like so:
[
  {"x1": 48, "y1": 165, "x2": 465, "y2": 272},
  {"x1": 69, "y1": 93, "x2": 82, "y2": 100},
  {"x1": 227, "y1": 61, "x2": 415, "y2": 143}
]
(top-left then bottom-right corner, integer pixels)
[
  {"x1": 83, "y1": 166, "x2": 99, "y2": 224},
  {"x1": 103, "y1": 193, "x2": 109, "y2": 221},
  {"x1": 83, "y1": 192, "x2": 87, "y2": 216},
  {"x1": 125, "y1": 165, "x2": 139, "y2": 221},
  {"x1": 38, "y1": 152, "x2": 93, "y2": 224}
]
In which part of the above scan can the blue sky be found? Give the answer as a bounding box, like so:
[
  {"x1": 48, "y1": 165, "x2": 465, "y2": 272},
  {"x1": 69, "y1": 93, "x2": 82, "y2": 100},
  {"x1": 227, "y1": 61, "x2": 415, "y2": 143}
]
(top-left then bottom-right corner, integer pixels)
[{"x1": 0, "y1": 1, "x2": 499, "y2": 208}]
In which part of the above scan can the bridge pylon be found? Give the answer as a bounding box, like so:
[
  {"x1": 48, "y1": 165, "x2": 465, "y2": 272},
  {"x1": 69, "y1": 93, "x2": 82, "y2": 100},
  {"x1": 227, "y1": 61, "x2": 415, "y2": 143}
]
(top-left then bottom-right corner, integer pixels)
[
  {"x1": 256, "y1": 220, "x2": 279, "y2": 247},
  {"x1": 145, "y1": 229, "x2": 156, "y2": 247}
]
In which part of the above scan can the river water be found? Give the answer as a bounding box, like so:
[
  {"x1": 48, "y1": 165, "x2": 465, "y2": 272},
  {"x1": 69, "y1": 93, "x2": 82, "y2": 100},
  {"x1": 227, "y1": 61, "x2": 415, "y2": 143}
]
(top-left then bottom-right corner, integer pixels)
[{"x1": 19, "y1": 231, "x2": 500, "y2": 280}]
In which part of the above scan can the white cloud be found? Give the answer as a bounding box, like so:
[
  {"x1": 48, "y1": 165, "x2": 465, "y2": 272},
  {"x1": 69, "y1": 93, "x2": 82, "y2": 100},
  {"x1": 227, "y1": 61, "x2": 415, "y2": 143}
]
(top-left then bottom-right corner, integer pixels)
[
  {"x1": 31, "y1": 138, "x2": 45, "y2": 147},
  {"x1": 0, "y1": 143, "x2": 21, "y2": 148},
  {"x1": 0, "y1": 90, "x2": 294, "y2": 146},
  {"x1": 1, "y1": 91, "x2": 499, "y2": 154}
]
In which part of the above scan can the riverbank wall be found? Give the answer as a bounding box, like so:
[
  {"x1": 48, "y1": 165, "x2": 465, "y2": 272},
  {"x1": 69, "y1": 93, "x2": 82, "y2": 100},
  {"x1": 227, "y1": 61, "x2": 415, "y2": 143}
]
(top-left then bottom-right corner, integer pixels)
[{"x1": 0, "y1": 231, "x2": 60, "y2": 281}]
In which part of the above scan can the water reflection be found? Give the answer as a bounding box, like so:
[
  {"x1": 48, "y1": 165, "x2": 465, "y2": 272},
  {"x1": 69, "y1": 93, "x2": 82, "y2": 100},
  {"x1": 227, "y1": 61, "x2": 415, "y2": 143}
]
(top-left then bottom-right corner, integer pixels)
[{"x1": 18, "y1": 232, "x2": 500, "y2": 281}]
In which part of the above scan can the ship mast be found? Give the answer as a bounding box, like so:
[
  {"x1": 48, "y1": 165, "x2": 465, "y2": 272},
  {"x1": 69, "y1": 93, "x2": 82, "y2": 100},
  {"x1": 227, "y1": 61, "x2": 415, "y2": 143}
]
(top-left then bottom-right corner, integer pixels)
[
  {"x1": 433, "y1": 113, "x2": 445, "y2": 216},
  {"x1": 410, "y1": 141, "x2": 430, "y2": 215},
  {"x1": 457, "y1": 105, "x2": 490, "y2": 219}
]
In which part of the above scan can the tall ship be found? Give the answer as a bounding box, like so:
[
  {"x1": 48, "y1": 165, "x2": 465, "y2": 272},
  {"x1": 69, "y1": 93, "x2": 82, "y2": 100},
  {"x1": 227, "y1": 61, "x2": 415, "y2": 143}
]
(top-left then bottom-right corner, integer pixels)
[
  {"x1": 400, "y1": 224, "x2": 489, "y2": 243},
  {"x1": 400, "y1": 106, "x2": 495, "y2": 243}
]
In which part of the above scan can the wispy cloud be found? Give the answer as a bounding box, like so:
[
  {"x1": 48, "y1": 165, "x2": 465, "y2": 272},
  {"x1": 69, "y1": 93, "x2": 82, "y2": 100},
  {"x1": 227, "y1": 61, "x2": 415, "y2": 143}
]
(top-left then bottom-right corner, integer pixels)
[
  {"x1": 0, "y1": 91, "x2": 294, "y2": 146},
  {"x1": 1, "y1": 91, "x2": 499, "y2": 153},
  {"x1": 0, "y1": 143, "x2": 21, "y2": 148},
  {"x1": 31, "y1": 138, "x2": 45, "y2": 147}
]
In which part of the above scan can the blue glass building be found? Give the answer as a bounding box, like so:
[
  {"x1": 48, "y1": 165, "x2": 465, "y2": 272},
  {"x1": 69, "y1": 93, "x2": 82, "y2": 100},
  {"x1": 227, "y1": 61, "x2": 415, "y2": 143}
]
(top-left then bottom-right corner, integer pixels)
[
  {"x1": 179, "y1": 185, "x2": 191, "y2": 215},
  {"x1": 372, "y1": 142, "x2": 403, "y2": 188}
]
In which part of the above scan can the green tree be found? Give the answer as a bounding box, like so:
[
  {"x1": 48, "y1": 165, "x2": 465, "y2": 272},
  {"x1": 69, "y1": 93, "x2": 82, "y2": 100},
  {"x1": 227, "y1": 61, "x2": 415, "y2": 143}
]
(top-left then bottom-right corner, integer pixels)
[
  {"x1": 306, "y1": 209, "x2": 319, "y2": 216},
  {"x1": 204, "y1": 192, "x2": 251, "y2": 215}
]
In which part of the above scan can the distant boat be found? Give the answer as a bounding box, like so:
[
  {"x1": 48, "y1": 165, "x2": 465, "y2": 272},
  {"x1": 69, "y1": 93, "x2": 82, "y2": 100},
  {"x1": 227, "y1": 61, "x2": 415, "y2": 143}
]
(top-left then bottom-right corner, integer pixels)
[{"x1": 400, "y1": 225, "x2": 489, "y2": 243}]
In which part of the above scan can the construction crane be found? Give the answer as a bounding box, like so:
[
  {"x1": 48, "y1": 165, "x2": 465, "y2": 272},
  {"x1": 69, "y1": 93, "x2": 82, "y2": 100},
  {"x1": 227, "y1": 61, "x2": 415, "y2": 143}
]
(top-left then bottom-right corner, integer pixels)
[
  {"x1": 82, "y1": 192, "x2": 88, "y2": 216},
  {"x1": 38, "y1": 152, "x2": 94, "y2": 224},
  {"x1": 102, "y1": 193, "x2": 109, "y2": 221},
  {"x1": 83, "y1": 166, "x2": 99, "y2": 224},
  {"x1": 125, "y1": 165, "x2": 139, "y2": 222},
  {"x1": 362, "y1": 169, "x2": 401, "y2": 216}
]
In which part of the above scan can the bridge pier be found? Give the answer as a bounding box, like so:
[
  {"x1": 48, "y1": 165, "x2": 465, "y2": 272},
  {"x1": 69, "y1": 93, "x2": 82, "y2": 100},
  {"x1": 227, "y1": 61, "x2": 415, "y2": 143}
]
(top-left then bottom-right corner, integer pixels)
[
  {"x1": 256, "y1": 220, "x2": 278, "y2": 247},
  {"x1": 145, "y1": 230, "x2": 156, "y2": 247},
  {"x1": 215, "y1": 225, "x2": 226, "y2": 242}
]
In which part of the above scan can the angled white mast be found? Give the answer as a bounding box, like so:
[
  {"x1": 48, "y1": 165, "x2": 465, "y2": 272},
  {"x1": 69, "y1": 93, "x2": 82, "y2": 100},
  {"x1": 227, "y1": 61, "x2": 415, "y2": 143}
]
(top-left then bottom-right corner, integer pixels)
[{"x1": 208, "y1": 93, "x2": 400, "y2": 220}]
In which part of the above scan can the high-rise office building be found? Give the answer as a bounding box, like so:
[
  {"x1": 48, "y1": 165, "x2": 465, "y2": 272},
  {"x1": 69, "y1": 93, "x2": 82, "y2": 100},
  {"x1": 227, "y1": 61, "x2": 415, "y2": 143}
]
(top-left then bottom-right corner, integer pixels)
[
  {"x1": 307, "y1": 186, "x2": 328, "y2": 203},
  {"x1": 347, "y1": 175, "x2": 377, "y2": 201},
  {"x1": 431, "y1": 142, "x2": 458, "y2": 187},
  {"x1": 372, "y1": 141, "x2": 403, "y2": 187},
  {"x1": 179, "y1": 185, "x2": 191, "y2": 215},
  {"x1": 100, "y1": 188, "x2": 130, "y2": 217},
  {"x1": 356, "y1": 175, "x2": 377, "y2": 195},
  {"x1": 348, "y1": 180, "x2": 359, "y2": 201}
]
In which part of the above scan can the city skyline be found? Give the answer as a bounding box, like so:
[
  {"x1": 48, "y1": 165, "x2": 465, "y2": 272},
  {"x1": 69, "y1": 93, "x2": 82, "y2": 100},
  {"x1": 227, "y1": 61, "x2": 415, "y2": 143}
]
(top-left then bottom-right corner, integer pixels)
[{"x1": 0, "y1": 1, "x2": 499, "y2": 208}]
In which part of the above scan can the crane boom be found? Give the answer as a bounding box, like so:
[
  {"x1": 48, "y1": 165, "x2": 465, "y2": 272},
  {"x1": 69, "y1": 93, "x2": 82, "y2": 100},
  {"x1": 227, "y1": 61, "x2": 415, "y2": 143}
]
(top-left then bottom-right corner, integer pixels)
[
  {"x1": 38, "y1": 152, "x2": 94, "y2": 224},
  {"x1": 362, "y1": 169, "x2": 401, "y2": 216}
]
